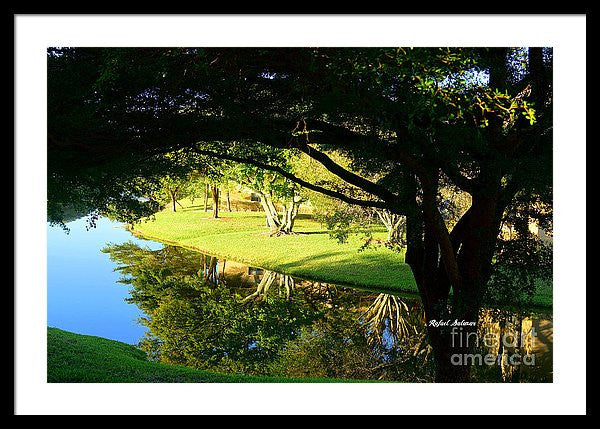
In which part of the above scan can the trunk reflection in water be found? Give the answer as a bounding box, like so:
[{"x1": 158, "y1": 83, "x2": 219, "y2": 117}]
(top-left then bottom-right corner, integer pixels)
[
  {"x1": 103, "y1": 242, "x2": 552, "y2": 382},
  {"x1": 198, "y1": 254, "x2": 225, "y2": 286},
  {"x1": 474, "y1": 309, "x2": 553, "y2": 382},
  {"x1": 242, "y1": 271, "x2": 296, "y2": 303},
  {"x1": 360, "y1": 294, "x2": 432, "y2": 365}
]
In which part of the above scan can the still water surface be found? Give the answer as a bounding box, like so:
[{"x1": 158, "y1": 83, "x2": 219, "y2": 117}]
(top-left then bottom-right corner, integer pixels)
[
  {"x1": 48, "y1": 217, "x2": 162, "y2": 343},
  {"x1": 48, "y1": 216, "x2": 552, "y2": 382}
]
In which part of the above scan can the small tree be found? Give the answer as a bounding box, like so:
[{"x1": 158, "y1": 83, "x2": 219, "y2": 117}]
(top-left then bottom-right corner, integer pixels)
[
  {"x1": 158, "y1": 175, "x2": 191, "y2": 212},
  {"x1": 232, "y1": 163, "x2": 304, "y2": 235}
]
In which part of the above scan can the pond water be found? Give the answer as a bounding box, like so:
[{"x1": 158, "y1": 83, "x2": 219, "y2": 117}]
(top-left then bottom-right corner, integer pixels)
[
  {"x1": 47, "y1": 217, "x2": 162, "y2": 343},
  {"x1": 48, "y1": 216, "x2": 553, "y2": 382}
]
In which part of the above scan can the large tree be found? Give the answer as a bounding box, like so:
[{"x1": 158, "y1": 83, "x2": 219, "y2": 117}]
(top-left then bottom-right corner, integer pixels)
[{"x1": 48, "y1": 47, "x2": 552, "y2": 381}]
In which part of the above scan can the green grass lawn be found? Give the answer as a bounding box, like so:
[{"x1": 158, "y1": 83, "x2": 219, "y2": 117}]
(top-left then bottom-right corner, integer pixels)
[
  {"x1": 131, "y1": 200, "x2": 552, "y2": 309},
  {"x1": 132, "y1": 201, "x2": 419, "y2": 294},
  {"x1": 47, "y1": 327, "x2": 367, "y2": 383}
]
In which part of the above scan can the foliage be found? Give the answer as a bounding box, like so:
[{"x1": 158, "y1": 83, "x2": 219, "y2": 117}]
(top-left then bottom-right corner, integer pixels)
[
  {"x1": 104, "y1": 242, "x2": 323, "y2": 376},
  {"x1": 487, "y1": 237, "x2": 552, "y2": 308},
  {"x1": 47, "y1": 327, "x2": 359, "y2": 383},
  {"x1": 270, "y1": 310, "x2": 383, "y2": 380},
  {"x1": 271, "y1": 297, "x2": 435, "y2": 382},
  {"x1": 103, "y1": 240, "x2": 440, "y2": 381}
]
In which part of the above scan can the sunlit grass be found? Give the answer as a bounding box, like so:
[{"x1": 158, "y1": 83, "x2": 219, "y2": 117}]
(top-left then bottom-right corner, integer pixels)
[
  {"x1": 133, "y1": 200, "x2": 419, "y2": 294},
  {"x1": 131, "y1": 199, "x2": 552, "y2": 308}
]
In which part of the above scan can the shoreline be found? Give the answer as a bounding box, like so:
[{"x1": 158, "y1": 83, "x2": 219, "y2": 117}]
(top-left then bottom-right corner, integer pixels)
[{"x1": 128, "y1": 218, "x2": 553, "y2": 313}]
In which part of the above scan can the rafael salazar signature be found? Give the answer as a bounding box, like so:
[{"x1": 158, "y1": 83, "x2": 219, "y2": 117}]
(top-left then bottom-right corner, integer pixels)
[{"x1": 428, "y1": 319, "x2": 477, "y2": 327}]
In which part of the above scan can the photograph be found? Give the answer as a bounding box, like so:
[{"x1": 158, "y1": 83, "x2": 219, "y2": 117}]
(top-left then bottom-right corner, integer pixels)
[{"x1": 14, "y1": 14, "x2": 587, "y2": 415}]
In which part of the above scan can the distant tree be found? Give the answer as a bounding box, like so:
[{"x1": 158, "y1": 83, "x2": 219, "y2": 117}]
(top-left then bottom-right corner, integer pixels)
[
  {"x1": 231, "y1": 162, "x2": 305, "y2": 235},
  {"x1": 186, "y1": 171, "x2": 205, "y2": 207},
  {"x1": 155, "y1": 175, "x2": 190, "y2": 212}
]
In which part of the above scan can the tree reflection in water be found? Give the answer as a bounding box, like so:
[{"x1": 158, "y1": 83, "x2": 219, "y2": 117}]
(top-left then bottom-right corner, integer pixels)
[
  {"x1": 103, "y1": 242, "x2": 551, "y2": 382},
  {"x1": 241, "y1": 271, "x2": 296, "y2": 303},
  {"x1": 361, "y1": 294, "x2": 432, "y2": 365},
  {"x1": 474, "y1": 308, "x2": 553, "y2": 382}
]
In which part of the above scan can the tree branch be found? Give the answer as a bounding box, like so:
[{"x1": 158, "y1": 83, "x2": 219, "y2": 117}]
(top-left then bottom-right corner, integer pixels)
[
  {"x1": 421, "y1": 175, "x2": 462, "y2": 291},
  {"x1": 291, "y1": 140, "x2": 401, "y2": 206},
  {"x1": 189, "y1": 147, "x2": 390, "y2": 209}
]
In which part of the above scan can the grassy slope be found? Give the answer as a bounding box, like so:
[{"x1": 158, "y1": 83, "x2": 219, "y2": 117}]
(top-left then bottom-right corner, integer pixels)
[
  {"x1": 132, "y1": 202, "x2": 419, "y2": 294},
  {"x1": 47, "y1": 327, "x2": 366, "y2": 383}
]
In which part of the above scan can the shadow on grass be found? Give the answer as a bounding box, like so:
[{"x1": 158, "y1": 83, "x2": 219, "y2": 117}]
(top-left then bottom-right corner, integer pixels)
[
  {"x1": 275, "y1": 250, "x2": 350, "y2": 269},
  {"x1": 274, "y1": 250, "x2": 415, "y2": 287},
  {"x1": 284, "y1": 230, "x2": 330, "y2": 235}
]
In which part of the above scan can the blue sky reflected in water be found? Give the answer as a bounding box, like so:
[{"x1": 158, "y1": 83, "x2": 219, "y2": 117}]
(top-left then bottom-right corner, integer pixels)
[{"x1": 47, "y1": 216, "x2": 163, "y2": 344}]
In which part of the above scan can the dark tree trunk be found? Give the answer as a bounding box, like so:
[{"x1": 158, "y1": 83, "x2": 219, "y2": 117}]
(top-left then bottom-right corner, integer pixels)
[
  {"x1": 402, "y1": 168, "x2": 505, "y2": 382},
  {"x1": 169, "y1": 190, "x2": 177, "y2": 212},
  {"x1": 204, "y1": 183, "x2": 209, "y2": 212},
  {"x1": 211, "y1": 185, "x2": 219, "y2": 218},
  {"x1": 427, "y1": 322, "x2": 474, "y2": 383},
  {"x1": 226, "y1": 189, "x2": 231, "y2": 212},
  {"x1": 425, "y1": 212, "x2": 500, "y2": 381}
]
